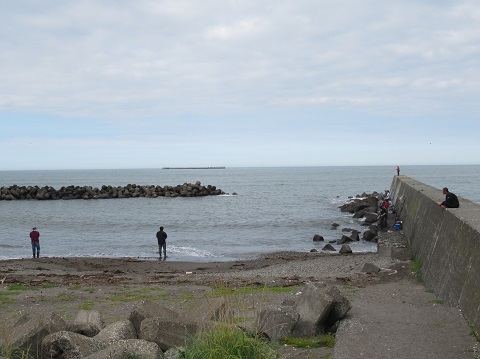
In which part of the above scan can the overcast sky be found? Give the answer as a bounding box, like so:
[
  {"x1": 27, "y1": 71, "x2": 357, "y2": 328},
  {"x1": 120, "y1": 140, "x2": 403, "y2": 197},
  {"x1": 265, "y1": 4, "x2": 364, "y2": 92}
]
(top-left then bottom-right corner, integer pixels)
[{"x1": 1, "y1": 1, "x2": 479, "y2": 170}]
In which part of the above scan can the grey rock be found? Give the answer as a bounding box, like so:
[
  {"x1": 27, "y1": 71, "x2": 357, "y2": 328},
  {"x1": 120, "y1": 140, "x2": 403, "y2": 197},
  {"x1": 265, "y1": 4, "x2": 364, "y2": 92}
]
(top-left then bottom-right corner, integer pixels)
[
  {"x1": 94, "y1": 320, "x2": 136, "y2": 344},
  {"x1": 42, "y1": 331, "x2": 83, "y2": 359},
  {"x1": 363, "y1": 230, "x2": 378, "y2": 242},
  {"x1": 292, "y1": 283, "x2": 351, "y2": 337},
  {"x1": 337, "y1": 235, "x2": 352, "y2": 245},
  {"x1": 5, "y1": 312, "x2": 67, "y2": 359},
  {"x1": 257, "y1": 304, "x2": 299, "y2": 342},
  {"x1": 293, "y1": 282, "x2": 334, "y2": 337},
  {"x1": 322, "y1": 244, "x2": 336, "y2": 251},
  {"x1": 180, "y1": 296, "x2": 233, "y2": 323},
  {"x1": 339, "y1": 244, "x2": 353, "y2": 254},
  {"x1": 361, "y1": 263, "x2": 381, "y2": 274},
  {"x1": 350, "y1": 231, "x2": 360, "y2": 241},
  {"x1": 129, "y1": 300, "x2": 179, "y2": 334},
  {"x1": 84, "y1": 339, "x2": 163, "y2": 359},
  {"x1": 68, "y1": 310, "x2": 104, "y2": 337},
  {"x1": 139, "y1": 318, "x2": 199, "y2": 351}
]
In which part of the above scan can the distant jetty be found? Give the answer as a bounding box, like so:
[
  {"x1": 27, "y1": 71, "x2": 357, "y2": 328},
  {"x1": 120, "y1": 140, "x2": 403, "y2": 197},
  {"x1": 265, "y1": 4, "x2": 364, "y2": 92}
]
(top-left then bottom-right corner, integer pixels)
[
  {"x1": 0, "y1": 182, "x2": 225, "y2": 200},
  {"x1": 162, "y1": 166, "x2": 226, "y2": 170}
]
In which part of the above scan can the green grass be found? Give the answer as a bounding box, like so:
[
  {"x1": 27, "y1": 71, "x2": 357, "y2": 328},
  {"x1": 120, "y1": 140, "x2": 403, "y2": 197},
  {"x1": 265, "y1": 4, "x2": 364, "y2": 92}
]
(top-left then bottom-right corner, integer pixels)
[
  {"x1": 78, "y1": 301, "x2": 95, "y2": 310},
  {"x1": 56, "y1": 293, "x2": 77, "y2": 302},
  {"x1": 107, "y1": 287, "x2": 169, "y2": 302},
  {"x1": 0, "y1": 292, "x2": 17, "y2": 305},
  {"x1": 6, "y1": 285, "x2": 37, "y2": 291},
  {"x1": 411, "y1": 257, "x2": 423, "y2": 282},
  {"x1": 0, "y1": 345, "x2": 34, "y2": 359},
  {"x1": 1, "y1": 322, "x2": 34, "y2": 359},
  {"x1": 469, "y1": 324, "x2": 479, "y2": 341},
  {"x1": 124, "y1": 354, "x2": 143, "y2": 359},
  {"x1": 210, "y1": 284, "x2": 298, "y2": 298},
  {"x1": 279, "y1": 334, "x2": 335, "y2": 349},
  {"x1": 180, "y1": 292, "x2": 195, "y2": 301},
  {"x1": 184, "y1": 324, "x2": 278, "y2": 359},
  {"x1": 430, "y1": 299, "x2": 443, "y2": 305},
  {"x1": 41, "y1": 284, "x2": 57, "y2": 289}
]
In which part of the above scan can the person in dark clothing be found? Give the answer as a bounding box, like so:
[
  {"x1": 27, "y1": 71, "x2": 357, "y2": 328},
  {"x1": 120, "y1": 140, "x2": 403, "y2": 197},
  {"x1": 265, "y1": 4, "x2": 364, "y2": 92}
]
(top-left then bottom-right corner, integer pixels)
[
  {"x1": 377, "y1": 203, "x2": 388, "y2": 230},
  {"x1": 396, "y1": 165, "x2": 400, "y2": 176},
  {"x1": 439, "y1": 187, "x2": 460, "y2": 208},
  {"x1": 156, "y1": 226, "x2": 168, "y2": 258},
  {"x1": 29, "y1": 227, "x2": 40, "y2": 258}
]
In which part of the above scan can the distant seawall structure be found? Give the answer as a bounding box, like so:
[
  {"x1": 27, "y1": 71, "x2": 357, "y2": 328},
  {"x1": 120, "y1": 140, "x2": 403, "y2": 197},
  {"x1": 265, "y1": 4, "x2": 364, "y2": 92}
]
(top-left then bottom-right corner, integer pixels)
[
  {"x1": 390, "y1": 176, "x2": 480, "y2": 334},
  {"x1": 0, "y1": 181, "x2": 225, "y2": 200},
  {"x1": 162, "y1": 167, "x2": 226, "y2": 170}
]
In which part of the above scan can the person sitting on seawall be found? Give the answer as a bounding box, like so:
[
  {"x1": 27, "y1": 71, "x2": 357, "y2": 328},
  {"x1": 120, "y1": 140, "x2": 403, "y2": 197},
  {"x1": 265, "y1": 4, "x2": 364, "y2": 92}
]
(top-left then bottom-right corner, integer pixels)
[{"x1": 439, "y1": 187, "x2": 460, "y2": 209}]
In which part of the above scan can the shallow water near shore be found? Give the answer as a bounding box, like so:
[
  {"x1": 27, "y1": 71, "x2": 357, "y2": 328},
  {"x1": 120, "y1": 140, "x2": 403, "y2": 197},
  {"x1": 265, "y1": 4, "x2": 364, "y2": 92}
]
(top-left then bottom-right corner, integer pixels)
[{"x1": 1, "y1": 165, "x2": 479, "y2": 261}]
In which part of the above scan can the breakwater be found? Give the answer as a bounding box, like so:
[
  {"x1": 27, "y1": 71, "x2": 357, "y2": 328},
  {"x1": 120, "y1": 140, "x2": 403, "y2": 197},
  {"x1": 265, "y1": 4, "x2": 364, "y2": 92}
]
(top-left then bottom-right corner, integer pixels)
[
  {"x1": 0, "y1": 181, "x2": 225, "y2": 200},
  {"x1": 390, "y1": 176, "x2": 480, "y2": 334}
]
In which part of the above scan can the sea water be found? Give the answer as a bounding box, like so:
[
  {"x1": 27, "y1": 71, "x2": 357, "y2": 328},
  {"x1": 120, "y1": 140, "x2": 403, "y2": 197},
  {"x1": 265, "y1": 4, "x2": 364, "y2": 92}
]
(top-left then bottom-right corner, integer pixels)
[{"x1": 0, "y1": 165, "x2": 478, "y2": 261}]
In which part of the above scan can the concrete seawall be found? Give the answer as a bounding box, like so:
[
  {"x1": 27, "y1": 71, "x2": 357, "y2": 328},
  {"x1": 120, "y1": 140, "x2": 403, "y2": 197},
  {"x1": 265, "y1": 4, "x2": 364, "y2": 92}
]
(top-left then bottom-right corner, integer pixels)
[{"x1": 390, "y1": 176, "x2": 480, "y2": 334}]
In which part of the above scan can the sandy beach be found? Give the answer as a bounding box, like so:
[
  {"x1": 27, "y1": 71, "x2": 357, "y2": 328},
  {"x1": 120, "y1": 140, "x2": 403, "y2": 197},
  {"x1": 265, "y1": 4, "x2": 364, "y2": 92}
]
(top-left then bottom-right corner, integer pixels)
[
  {"x1": 0, "y1": 243, "x2": 406, "y2": 325},
  {"x1": 2, "y1": 229, "x2": 478, "y2": 359}
]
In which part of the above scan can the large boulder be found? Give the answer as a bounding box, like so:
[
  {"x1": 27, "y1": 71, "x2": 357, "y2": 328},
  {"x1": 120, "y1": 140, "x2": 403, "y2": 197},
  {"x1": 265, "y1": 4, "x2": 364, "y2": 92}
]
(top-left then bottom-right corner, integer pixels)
[
  {"x1": 83, "y1": 339, "x2": 163, "y2": 359},
  {"x1": 94, "y1": 320, "x2": 137, "y2": 344},
  {"x1": 350, "y1": 230, "x2": 360, "y2": 241},
  {"x1": 2, "y1": 312, "x2": 67, "y2": 359},
  {"x1": 256, "y1": 304, "x2": 299, "y2": 342},
  {"x1": 68, "y1": 310, "x2": 104, "y2": 337},
  {"x1": 363, "y1": 212, "x2": 380, "y2": 224},
  {"x1": 337, "y1": 235, "x2": 353, "y2": 245},
  {"x1": 42, "y1": 320, "x2": 137, "y2": 358},
  {"x1": 339, "y1": 195, "x2": 378, "y2": 214},
  {"x1": 129, "y1": 300, "x2": 179, "y2": 334},
  {"x1": 292, "y1": 282, "x2": 351, "y2": 337},
  {"x1": 42, "y1": 331, "x2": 96, "y2": 359},
  {"x1": 180, "y1": 297, "x2": 233, "y2": 323},
  {"x1": 363, "y1": 230, "x2": 378, "y2": 242},
  {"x1": 139, "y1": 318, "x2": 199, "y2": 351},
  {"x1": 361, "y1": 263, "x2": 381, "y2": 274},
  {"x1": 322, "y1": 244, "x2": 336, "y2": 251},
  {"x1": 339, "y1": 244, "x2": 353, "y2": 254}
]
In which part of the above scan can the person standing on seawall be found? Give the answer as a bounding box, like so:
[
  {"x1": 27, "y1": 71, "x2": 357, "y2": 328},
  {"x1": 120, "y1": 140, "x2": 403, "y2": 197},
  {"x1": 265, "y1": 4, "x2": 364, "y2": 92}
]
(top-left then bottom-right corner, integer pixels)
[
  {"x1": 396, "y1": 165, "x2": 400, "y2": 176},
  {"x1": 30, "y1": 227, "x2": 40, "y2": 258},
  {"x1": 156, "y1": 226, "x2": 168, "y2": 259},
  {"x1": 439, "y1": 187, "x2": 460, "y2": 208}
]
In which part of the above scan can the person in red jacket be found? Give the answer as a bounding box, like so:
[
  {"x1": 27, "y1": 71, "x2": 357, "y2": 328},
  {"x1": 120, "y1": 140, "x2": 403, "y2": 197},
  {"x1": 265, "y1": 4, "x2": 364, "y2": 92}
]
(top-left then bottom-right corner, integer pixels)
[{"x1": 29, "y1": 227, "x2": 40, "y2": 258}]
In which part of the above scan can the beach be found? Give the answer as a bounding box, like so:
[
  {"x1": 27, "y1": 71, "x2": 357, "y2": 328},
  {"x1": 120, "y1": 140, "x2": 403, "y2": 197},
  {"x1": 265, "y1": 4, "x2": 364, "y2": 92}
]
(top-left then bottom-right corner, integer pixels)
[
  {"x1": 1, "y1": 228, "x2": 478, "y2": 358},
  {"x1": 0, "y1": 218, "x2": 411, "y2": 327}
]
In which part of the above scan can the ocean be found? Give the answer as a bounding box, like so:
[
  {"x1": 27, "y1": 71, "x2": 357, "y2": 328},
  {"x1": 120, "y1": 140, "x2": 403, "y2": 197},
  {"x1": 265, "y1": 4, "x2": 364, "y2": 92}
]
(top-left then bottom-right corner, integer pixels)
[{"x1": 1, "y1": 165, "x2": 478, "y2": 261}]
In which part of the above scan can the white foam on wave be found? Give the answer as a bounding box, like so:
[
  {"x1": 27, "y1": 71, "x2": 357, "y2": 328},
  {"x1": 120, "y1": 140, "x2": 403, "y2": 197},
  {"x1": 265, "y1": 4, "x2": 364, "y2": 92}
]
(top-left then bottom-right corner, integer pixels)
[{"x1": 169, "y1": 245, "x2": 220, "y2": 258}]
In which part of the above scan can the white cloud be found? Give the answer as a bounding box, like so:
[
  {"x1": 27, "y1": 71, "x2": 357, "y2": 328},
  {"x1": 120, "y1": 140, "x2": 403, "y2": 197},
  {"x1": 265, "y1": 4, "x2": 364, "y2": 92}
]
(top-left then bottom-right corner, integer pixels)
[
  {"x1": 205, "y1": 17, "x2": 269, "y2": 40},
  {"x1": 0, "y1": 1, "x2": 479, "y2": 169}
]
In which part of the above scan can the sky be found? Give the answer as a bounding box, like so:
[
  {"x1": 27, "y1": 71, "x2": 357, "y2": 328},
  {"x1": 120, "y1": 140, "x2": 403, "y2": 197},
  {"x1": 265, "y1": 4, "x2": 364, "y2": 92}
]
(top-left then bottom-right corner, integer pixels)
[{"x1": 1, "y1": 0, "x2": 479, "y2": 170}]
